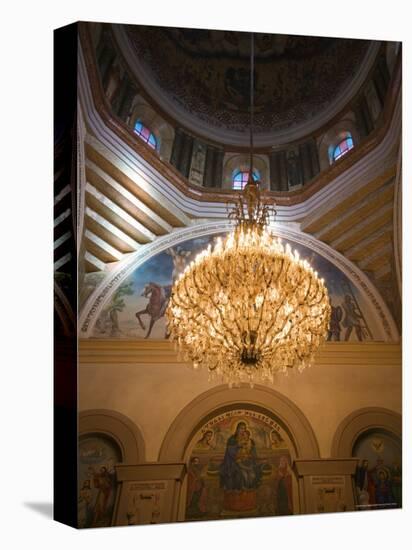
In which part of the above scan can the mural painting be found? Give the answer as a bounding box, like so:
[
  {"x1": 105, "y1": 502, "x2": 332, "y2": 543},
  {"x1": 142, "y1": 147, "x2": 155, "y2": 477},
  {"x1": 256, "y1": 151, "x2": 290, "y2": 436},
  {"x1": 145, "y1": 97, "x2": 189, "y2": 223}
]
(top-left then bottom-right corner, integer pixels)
[
  {"x1": 91, "y1": 232, "x2": 380, "y2": 341},
  {"x1": 79, "y1": 272, "x2": 106, "y2": 310},
  {"x1": 185, "y1": 409, "x2": 295, "y2": 521},
  {"x1": 78, "y1": 435, "x2": 121, "y2": 528},
  {"x1": 353, "y1": 431, "x2": 402, "y2": 510},
  {"x1": 189, "y1": 140, "x2": 207, "y2": 186}
]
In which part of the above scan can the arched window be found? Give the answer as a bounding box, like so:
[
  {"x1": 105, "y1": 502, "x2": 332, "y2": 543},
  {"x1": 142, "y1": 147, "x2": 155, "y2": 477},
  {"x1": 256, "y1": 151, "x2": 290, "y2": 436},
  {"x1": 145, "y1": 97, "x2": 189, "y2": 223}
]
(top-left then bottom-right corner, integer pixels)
[
  {"x1": 133, "y1": 120, "x2": 157, "y2": 150},
  {"x1": 332, "y1": 134, "x2": 354, "y2": 162},
  {"x1": 232, "y1": 169, "x2": 260, "y2": 191}
]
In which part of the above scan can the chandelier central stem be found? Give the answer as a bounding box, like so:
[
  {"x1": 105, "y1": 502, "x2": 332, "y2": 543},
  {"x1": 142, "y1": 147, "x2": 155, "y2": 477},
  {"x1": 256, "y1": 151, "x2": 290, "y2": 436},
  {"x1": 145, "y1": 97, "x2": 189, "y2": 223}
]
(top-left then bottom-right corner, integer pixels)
[{"x1": 249, "y1": 32, "x2": 254, "y2": 176}]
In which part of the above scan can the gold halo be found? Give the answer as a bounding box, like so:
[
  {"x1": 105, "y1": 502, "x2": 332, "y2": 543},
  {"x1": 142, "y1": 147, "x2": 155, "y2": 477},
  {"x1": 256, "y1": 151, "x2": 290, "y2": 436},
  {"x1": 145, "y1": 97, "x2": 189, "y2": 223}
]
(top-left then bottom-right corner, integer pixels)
[{"x1": 229, "y1": 417, "x2": 250, "y2": 434}]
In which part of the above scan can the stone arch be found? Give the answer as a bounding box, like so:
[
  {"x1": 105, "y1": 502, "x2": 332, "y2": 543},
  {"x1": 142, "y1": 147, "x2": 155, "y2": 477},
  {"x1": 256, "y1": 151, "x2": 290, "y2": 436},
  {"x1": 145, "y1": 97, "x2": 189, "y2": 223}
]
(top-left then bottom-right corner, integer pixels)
[
  {"x1": 222, "y1": 153, "x2": 270, "y2": 190},
  {"x1": 79, "y1": 408, "x2": 146, "y2": 463},
  {"x1": 129, "y1": 95, "x2": 175, "y2": 161},
  {"x1": 330, "y1": 407, "x2": 401, "y2": 458},
  {"x1": 318, "y1": 114, "x2": 360, "y2": 170},
  {"x1": 158, "y1": 384, "x2": 320, "y2": 462}
]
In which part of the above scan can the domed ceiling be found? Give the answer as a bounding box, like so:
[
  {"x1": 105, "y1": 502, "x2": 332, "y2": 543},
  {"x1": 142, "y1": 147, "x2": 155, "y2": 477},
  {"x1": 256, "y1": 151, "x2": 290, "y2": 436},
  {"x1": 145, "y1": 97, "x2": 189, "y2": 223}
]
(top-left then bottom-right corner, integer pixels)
[{"x1": 120, "y1": 26, "x2": 376, "y2": 145}]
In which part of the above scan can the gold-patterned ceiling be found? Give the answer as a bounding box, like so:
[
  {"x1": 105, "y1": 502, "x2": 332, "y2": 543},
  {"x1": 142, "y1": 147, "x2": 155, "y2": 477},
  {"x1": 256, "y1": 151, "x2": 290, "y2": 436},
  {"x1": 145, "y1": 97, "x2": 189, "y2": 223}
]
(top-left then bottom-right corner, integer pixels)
[{"x1": 125, "y1": 27, "x2": 371, "y2": 134}]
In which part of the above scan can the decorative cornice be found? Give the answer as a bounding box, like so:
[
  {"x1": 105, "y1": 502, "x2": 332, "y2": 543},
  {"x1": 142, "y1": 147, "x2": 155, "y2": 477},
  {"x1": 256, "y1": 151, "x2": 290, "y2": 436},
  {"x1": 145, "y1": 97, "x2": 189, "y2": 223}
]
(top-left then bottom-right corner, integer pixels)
[{"x1": 79, "y1": 339, "x2": 401, "y2": 368}]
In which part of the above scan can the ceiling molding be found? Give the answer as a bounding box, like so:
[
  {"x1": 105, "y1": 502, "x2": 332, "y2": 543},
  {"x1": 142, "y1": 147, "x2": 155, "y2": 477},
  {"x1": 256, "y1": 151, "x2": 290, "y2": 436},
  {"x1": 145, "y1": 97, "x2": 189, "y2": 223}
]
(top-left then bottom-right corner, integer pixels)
[{"x1": 79, "y1": 339, "x2": 401, "y2": 368}]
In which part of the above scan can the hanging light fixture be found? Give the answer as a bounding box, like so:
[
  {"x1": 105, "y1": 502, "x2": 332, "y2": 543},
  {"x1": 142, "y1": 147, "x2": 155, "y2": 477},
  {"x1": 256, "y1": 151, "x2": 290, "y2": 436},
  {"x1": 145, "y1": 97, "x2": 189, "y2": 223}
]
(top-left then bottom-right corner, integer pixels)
[{"x1": 166, "y1": 34, "x2": 331, "y2": 386}]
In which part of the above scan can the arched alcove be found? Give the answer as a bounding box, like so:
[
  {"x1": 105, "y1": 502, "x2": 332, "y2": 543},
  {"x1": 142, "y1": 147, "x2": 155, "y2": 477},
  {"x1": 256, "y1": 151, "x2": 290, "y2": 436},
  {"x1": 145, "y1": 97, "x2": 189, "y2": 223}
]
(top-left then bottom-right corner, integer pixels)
[
  {"x1": 78, "y1": 431, "x2": 121, "y2": 527},
  {"x1": 159, "y1": 385, "x2": 318, "y2": 520},
  {"x1": 222, "y1": 153, "x2": 270, "y2": 190},
  {"x1": 331, "y1": 407, "x2": 401, "y2": 510},
  {"x1": 79, "y1": 408, "x2": 146, "y2": 463},
  {"x1": 159, "y1": 384, "x2": 320, "y2": 462},
  {"x1": 129, "y1": 96, "x2": 175, "y2": 161},
  {"x1": 330, "y1": 407, "x2": 401, "y2": 458},
  {"x1": 318, "y1": 114, "x2": 360, "y2": 170}
]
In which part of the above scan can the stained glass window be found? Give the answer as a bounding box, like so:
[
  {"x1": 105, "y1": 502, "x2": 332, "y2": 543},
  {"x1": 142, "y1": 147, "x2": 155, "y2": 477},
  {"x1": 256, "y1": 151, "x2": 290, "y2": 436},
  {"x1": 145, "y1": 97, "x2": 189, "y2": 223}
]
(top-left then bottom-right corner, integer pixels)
[
  {"x1": 232, "y1": 169, "x2": 260, "y2": 191},
  {"x1": 333, "y1": 135, "x2": 354, "y2": 161},
  {"x1": 134, "y1": 120, "x2": 157, "y2": 150}
]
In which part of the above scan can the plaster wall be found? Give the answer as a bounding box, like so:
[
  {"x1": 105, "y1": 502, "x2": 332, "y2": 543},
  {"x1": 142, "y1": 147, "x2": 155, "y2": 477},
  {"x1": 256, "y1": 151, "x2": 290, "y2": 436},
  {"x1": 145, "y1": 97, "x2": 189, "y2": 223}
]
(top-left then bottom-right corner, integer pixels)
[{"x1": 79, "y1": 351, "x2": 401, "y2": 461}]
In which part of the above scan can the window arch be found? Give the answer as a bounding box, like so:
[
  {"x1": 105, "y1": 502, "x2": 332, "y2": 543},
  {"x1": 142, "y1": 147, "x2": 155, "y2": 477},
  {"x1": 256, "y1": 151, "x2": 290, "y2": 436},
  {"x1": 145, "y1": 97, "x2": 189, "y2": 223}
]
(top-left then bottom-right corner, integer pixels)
[
  {"x1": 133, "y1": 120, "x2": 158, "y2": 150},
  {"x1": 331, "y1": 133, "x2": 354, "y2": 162},
  {"x1": 232, "y1": 169, "x2": 260, "y2": 191}
]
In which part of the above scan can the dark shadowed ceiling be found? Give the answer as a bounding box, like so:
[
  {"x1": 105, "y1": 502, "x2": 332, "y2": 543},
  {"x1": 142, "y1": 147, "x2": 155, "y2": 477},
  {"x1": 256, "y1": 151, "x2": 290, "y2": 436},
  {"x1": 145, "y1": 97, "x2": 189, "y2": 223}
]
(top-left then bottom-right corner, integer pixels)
[{"x1": 124, "y1": 26, "x2": 372, "y2": 135}]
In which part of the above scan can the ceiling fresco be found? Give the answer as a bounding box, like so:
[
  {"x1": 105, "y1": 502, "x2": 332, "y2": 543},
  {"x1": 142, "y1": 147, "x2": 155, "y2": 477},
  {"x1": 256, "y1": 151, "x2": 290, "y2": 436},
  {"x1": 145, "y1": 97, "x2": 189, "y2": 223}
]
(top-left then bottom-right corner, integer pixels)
[{"x1": 124, "y1": 27, "x2": 371, "y2": 134}]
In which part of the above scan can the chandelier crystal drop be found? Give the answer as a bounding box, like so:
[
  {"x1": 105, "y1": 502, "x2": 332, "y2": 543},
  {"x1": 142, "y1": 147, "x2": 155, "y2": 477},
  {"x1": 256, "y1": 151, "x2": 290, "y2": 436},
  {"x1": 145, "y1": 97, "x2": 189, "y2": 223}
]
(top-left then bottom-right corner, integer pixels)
[{"x1": 165, "y1": 33, "x2": 331, "y2": 386}]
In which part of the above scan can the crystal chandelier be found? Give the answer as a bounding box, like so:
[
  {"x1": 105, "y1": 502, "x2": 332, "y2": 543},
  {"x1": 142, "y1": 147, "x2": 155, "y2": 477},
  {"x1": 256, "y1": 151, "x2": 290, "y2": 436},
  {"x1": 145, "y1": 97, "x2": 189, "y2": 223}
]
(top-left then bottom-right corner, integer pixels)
[{"x1": 165, "y1": 34, "x2": 331, "y2": 386}]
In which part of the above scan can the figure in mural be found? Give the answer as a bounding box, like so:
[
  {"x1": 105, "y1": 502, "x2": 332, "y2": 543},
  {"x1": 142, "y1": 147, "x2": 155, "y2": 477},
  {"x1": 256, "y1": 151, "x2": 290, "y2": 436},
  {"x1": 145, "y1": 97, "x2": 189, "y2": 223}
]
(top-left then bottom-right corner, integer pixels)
[
  {"x1": 236, "y1": 430, "x2": 261, "y2": 489},
  {"x1": 166, "y1": 247, "x2": 192, "y2": 282},
  {"x1": 374, "y1": 469, "x2": 394, "y2": 508},
  {"x1": 274, "y1": 455, "x2": 293, "y2": 515},
  {"x1": 327, "y1": 304, "x2": 343, "y2": 341},
  {"x1": 195, "y1": 430, "x2": 215, "y2": 451},
  {"x1": 92, "y1": 466, "x2": 116, "y2": 526},
  {"x1": 78, "y1": 480, "x2": 94, "y2": 528},
  {"x1": 189, "y1": 142, "x2": 206, "y2": 186},
  {"x1": 286, "y1": 150, "x2": 302, "y2": 187},
  {"x1": 220, "y1": 422, "x2": 262, "y2": 511},
  {"x1": 353, "y1": 431, "x2": 401, "y2": 511},
  {"x1": 390, "y1": 460, "x2": 402, "y2": 507},
  {"x1": 135, "y1": 282, "x2": 171, "y2": 338},
  {"x1": 342, "y1": 293, "x2": 368, "y2": 341},
  {"x1": 270, "y1": 430, "x2": 286, "y2": 449},
  {"x1": 186, "y1": 457, "x2": 207, "y2": 518},
  {"x1": 355, "y1": 459, "x2": 374, "y2": 507},
  {"x1": 213, "y1": 426, "x2": 227, "y2": 450},
  {"x1": 78, "y1": 436, "x2": 120, "y2": 528}
]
